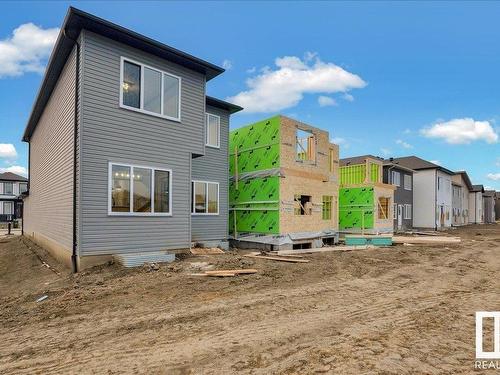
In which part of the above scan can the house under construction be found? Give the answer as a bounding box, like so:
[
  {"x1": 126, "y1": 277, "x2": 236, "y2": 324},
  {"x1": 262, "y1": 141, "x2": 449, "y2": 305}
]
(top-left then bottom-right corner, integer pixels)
[
  {"x1": 339, "y1": 156, "x2": 395, "y2": 234},
  {"x1": 229, "y1": 115, "x2": 340, "y2": 250}
]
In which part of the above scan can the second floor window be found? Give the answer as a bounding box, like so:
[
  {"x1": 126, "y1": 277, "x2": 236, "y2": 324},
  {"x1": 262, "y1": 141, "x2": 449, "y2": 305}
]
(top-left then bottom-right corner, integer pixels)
[
  {"x1": 206, "y1": 113, "x2": 220, "y2": 148},
  {"x1": 19, "y1": 183, "x2": 27, "y2": 194},
  {"x1": 3, "y1": 182, "x2": 13, "y2": 195},
  {"x1": 391, "y1": 171, "x2": 400, "y2": 186},
  {"x1": 404, "y1": 174, "x2": 412, "y2": 190},
  {"x1": 121, "y1": 58, "x2": 181, "y2": 121}
]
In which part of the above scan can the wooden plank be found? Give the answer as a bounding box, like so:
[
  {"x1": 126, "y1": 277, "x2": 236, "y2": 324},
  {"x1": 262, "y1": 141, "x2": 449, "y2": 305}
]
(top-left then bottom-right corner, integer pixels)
[
  {"x1": 190, "y1": 248, "x2": 225, "y2": 255},
  {"x1": 204, "y1": 269, "x2": 258, "y2": 275},
  {"x1": 243, "y1": 254, "x2": 310, "y2": 263},
  {"x1": 392, "y1": 236, "x2": 461, "y2": 244},
  {"x1": 277, "y1": 245, "x2": 372, "y2": 255}
]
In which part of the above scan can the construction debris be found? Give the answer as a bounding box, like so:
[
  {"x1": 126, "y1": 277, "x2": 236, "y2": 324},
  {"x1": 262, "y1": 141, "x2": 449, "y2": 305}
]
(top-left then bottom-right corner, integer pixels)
[
  {"x1": 36, "y1": 295, "x2": 48, "y2": 303},
  {"x1": 190, "y1": 248, "x2": 225, "y2": 255},
  {"x1": 392, "y1": 236, "x2": 461, "y2": 245},
  {"x1": 276, "y1": 245, "x2": 373, "y2": 255}
]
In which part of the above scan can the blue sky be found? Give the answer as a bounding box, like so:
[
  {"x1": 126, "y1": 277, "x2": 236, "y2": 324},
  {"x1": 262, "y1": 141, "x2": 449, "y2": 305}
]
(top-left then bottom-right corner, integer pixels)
[{"x1": 1, "y1": 1, "x2": 499, "y2": 189}]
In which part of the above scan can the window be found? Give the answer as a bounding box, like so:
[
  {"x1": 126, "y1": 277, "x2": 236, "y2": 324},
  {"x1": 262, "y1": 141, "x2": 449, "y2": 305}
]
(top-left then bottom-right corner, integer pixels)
[
  {"x1": 296, "y1": 129, "x2": 315, "y2": 162},
  {"x1": 109, "y1": 163, "x2": 171, "y2": 215},
  {"x1": 404, "y1": 204, "x2": 412, "y2": 219},
  {"x1": 393, "y1": 203, "x2": 397, "y2": 220},
  {"x1": 329, "y1": 149, "x2": 337, "y2": 173},
  {"x1": 391, "y1": 171, "x2": 400, "y2": 186},
  {"x1": 3, "y1": 182, "x2": 13, "y2": 195},
  {"x1": 121, "y1": 57, "x2": 181, "y2": 121},
  {"x1": 322, "y1": 195, "x2": 332, "y2": 220},
  {"x1": 294, "y1": 195, "x2": 312, "y2": 215},
  {"x1": 378, "y1": 197, "x2": 390, "y2": 219},
  {"x1": 3, "y1": 201, "x2": 13, "y2": 215},
  {"x1": 437, "y1": 177, "x2": 441, "y2": 190},
  {"x1": 192, "y1": 181, "x2": 219, "y2": 215},
  {"x1": 404, "y1": 174, "x2": 412, "y2": 190},
  {"x1": 19, "y1": 183, "x2": 27, "y2": 194},
  {"x1": 206, "y1": 113, "x2": 220, "y2": 148}
]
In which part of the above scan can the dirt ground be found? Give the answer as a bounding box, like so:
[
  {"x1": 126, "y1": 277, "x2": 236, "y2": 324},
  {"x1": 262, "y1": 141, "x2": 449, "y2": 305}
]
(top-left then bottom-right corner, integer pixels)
[{"x1": 1, "y1": 224, "x2": 500, "y2": 374}]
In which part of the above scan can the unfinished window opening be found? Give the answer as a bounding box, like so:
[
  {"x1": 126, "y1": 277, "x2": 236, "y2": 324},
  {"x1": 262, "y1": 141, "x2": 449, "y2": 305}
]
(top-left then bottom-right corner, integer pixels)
[
  {"x1": 323, "y1": 237, "x2": 336, "y2": 246},
  {"x1": 293, "y1": 242, "x2": 312, "y2": 250},
  {"x1": 294, "y1": 194, "x2": 312, "y2": 215},
  {"x1": 322, "y1": 195, "x2": 332, "y2": 220},
  {"x1": 296, "y1": 128, "x2": 315, "y2": 162},
  {"x1": 378, "y1": 197, "x2": 390, "y2": 220}
]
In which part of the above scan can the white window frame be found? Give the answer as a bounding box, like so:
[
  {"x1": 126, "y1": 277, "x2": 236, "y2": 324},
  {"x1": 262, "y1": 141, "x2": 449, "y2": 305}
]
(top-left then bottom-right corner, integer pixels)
[
  {"x1": 108, "y1": 162, "x2": 172, "y2": 216},
  {"x1": 3, "y1": 182, "x2": 13, "y2": 195},
  {"x1": 119, "y1": 56, "x2": 182, "y2": 122},
  {"x1": 404, "y1": 204, "x2": 412, "y2": 220},
  {"x1": 205, "y1": 113, "x2": 221, "y2": 149},
  {"x1": 191, "y1": 180, "x2": 219, "y2": 216},
  {"x1": 391, "y1": 171, "x2": 400, "y2": 187},
  {"x1": 19, "y1": 182, "x2": 28, "y2": 194},
  {"x1": 404, "y1": 174, "x2": 412, "y2": 191},
  {"x1": 3, "y1": 201, "x2": 13, "y2": 215}
]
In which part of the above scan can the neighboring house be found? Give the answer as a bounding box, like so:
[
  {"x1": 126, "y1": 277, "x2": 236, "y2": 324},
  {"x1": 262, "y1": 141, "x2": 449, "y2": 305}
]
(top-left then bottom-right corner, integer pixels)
[
  {"x1": 229, "y1": 115, "x2": 340, "y2": 249},
  {"x1": 383, "y1": 158, "x2": 414, "y2": 231},
  {"x1": 22, "y1": 7, "x2": 242, "y2": 271},
  {"x1": 494, "y1": 191, "x2": 500, "y2": 221},
  {"x1": 339, "y1": 155, "x2": 395, "y2": 234},
  {"x1": 469, "y1": 185, "x2": 484, "y2": 224},
  {"x1": 483, "y1": 190, "x2": 496, "y2": 224},
  {"x1": 451, "y1": 171, "x2": 473, "y2": 226},
  {"x1": 392, "y1": 156, "x2": 454, "y2": 230},
  {"x1": 0, "y1": 172, "x2": 28, "y2": 222}
]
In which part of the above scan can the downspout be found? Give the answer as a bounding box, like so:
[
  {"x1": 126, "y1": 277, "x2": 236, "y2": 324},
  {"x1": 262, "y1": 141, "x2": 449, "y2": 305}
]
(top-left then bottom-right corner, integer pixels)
[{"x1": 63, "y1": 28, "x2": 80, "y2": 273}]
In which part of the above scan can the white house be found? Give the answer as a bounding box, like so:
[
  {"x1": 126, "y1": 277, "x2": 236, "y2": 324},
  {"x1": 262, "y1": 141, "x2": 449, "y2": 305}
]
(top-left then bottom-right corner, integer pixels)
[
  {"x1": 392, "y1": 156, "x2": 454, "y2": 229},
  {"x1": 452, "y1": 171, "x2": 473, "y2": 226},
  {"x1": 469, "y1": 185, "x2": 484, "y2": 224}
]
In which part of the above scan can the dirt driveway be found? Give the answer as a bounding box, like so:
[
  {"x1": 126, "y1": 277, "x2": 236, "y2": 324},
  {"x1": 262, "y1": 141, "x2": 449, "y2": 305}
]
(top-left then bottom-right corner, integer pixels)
[{"x1": 1, "y1": 224, "x2": 500, "y2": 374}]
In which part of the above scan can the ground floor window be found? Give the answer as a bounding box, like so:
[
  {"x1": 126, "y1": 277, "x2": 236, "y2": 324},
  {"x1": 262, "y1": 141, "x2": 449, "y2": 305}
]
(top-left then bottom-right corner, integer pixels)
[
  {"x1": 192, "y1": 181, "x2": 219, "y2": 215},
  {"x1": 109, "y1": 163, "x2": 171, "y2": 215},
  {"x1": 322, "y1": 195, "x2": 332, "y2": 220},
  {"x1": 404, "y1": 204, "x2": 412, "y2": 219},
  {"x1": 2, "y1": 201, "x2": 14, "y2": 215},
  {"x1": 378, "y1": 197, "x2": 390, "y2": 219}
]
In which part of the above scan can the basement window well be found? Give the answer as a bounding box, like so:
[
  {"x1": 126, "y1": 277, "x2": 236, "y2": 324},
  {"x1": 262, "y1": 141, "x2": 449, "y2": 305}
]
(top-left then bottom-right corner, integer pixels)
[
  {"x1": 296, "y1": 128, "x2": 315, "y2": 162},
  {"x1": 294, "y1": 194, "x2": 312, "y2": 215}
]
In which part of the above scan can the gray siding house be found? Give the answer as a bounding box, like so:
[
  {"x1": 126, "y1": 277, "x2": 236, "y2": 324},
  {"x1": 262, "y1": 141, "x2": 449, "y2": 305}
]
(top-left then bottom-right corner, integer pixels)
[
  {"x1": 382, "y1": 159, "x2": 414, "y2": 231},
  {"x1": 0, "y1": 172, "x2": 28, "y2": 222},
  {"x1": 22, "y1": 7, "x2": 241, "y2": 270}
]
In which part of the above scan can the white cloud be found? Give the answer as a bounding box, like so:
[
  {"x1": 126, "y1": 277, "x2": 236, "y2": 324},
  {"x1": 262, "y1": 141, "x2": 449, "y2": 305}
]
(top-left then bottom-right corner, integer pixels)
[
  {"x1": 227, "y1": 53, "x2": 366, "y2": 113},
  {"x1": 222, "y1": 59, "x2": 232, "y2": 70},
  {"x1": 484, "y1": 185, "x2": 494, "y2": 190},
  {"x1": 430, "y1": 160, "x2": 441, "y2": 166},
  {"x1": 487, "y1": 173, "x2": 500, "y2": 181},
  {"x1": 0, "y1": 23, "x2": 59, "y2": 78},
  {"x1": 380, "y1": 148, "x2": 392, "y2": 156},
  {"x1": 0, "y1": 144, "x2": 17, "y2": 159},
  {"x1": 0, "y1": 165, "x2": 27, "y2": 176},
  {"x1": 496, "y1": 157, "x2": 500, "y2": 167},
  {"x1": 421, "y1": 118, "x2": 498, "y2": 144},
  {"x1": 403, "y1": 128, "x2": 412, "y2": 134},
  {"x1": 331, "y1": 137, "x2": 350, "y2": 149},
  {"x1": 395, "y1": 139, "x2": 413, "y2": 149},
  {"x1": 318, "y1": 95, "x2": 337, "y2": 107},
  {"x1": 342, "y1": 93, "x2": 354, "y2": 102},
  {"x1": 246, "y1": 66, "x2": 256, "y2": 74}
]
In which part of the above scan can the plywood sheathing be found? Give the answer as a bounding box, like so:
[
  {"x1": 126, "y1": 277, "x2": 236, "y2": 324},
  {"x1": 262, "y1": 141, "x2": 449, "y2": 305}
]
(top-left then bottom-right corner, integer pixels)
[{"x1": 279, "y1": 116, "x2": 339, "y2": 234}]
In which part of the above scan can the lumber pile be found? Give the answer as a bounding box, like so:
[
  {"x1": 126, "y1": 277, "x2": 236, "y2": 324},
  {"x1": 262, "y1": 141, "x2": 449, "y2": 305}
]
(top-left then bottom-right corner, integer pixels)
[
  {"x1": 190, "y1": 247, "x2": 224, "y2": 255},
  {"x1": 392, "y1": 236, "x2": 461, "y2": 245},
  {"x1": 276, "y1": 245, "x2": 373, "y2": 255}
]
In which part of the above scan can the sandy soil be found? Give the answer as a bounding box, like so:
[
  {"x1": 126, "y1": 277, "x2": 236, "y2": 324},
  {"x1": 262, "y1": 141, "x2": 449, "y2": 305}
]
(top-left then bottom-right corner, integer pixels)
[{"x1": 1, "y1": 224, "x2": 500, "y2": 374}]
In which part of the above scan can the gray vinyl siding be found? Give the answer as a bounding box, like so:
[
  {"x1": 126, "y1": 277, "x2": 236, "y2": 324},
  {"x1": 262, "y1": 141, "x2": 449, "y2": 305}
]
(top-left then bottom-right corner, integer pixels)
[
  {"x1": 383, "y1": 166, "x2": 413, "y2": 229},
  {"x1": 24, "y1": 45, "x2": 79, "y2": 251},
  {"x1": 79, "y1": 30, "x2": 206, "y2": 255},
  {"x1": 191, "y1": 106, "x2": 229, "y2": 242}
]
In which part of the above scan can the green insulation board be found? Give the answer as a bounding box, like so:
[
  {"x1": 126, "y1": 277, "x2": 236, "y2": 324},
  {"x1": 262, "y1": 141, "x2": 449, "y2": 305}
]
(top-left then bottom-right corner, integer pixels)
[
  {"x1": 229, "y1": 116, "x2": 280, "y2": 175},
  {"x1": 339, "y1": 187, "x2": 375, "y2": 230},
  {"x1": 229, "y1": 176, "x2": 280, "y2": 234}
]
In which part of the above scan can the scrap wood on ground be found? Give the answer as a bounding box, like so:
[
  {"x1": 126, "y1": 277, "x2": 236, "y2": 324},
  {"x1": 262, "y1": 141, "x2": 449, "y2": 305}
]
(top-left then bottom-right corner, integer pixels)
[
  {"x1": 190, "y1": 248, "x2": 225, "y2": 255},
  {"x1": 392, "y1": 236, "x2": 461, "y2": 245},
  {"x1": 191, "y1": 269, "x2": 258, "y2": 277}
]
